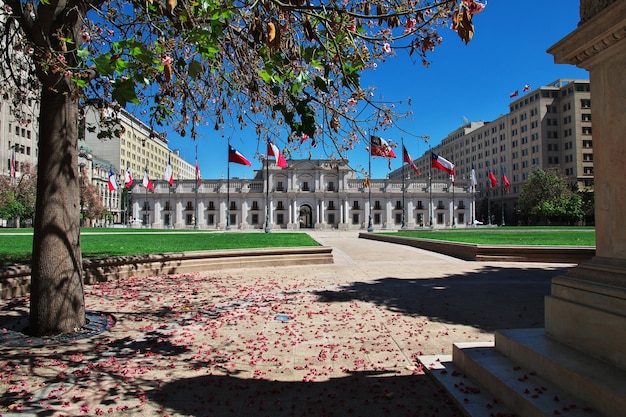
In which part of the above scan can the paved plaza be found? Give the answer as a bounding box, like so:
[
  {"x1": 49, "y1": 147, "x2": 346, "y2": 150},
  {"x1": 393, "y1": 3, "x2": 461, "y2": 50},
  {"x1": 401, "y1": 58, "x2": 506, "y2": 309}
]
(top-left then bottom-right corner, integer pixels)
[{"x1": 0, "y1": 231, "x2": 574, "y2": 416}]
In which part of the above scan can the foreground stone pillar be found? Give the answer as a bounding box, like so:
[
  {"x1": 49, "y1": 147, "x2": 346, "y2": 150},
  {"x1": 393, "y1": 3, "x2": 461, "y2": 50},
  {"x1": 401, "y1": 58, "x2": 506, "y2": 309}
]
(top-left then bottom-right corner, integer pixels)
[{"x1": 547, "y1": 0, "x2": 626, "y2": 369}]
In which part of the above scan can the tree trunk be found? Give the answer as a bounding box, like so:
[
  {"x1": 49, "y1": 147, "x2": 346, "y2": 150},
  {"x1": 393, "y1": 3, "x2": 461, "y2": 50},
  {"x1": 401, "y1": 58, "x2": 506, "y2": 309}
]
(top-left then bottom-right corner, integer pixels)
[{"x1": 29, "y1": 89, "x2": 85, "y2": 336}]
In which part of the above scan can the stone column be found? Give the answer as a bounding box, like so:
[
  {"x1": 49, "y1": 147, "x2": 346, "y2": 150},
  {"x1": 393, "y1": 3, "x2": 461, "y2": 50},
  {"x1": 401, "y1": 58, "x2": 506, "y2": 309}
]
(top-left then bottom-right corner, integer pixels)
[{"x1": 547, "y1": 0, "x2": 626, "y2": 369}]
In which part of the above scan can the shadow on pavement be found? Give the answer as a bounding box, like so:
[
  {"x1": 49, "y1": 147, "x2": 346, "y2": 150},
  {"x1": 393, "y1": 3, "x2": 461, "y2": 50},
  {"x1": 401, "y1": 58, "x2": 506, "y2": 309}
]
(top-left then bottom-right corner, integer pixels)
[{"x1": 314, "y1": 264, "x2": 570, "y2": 331}]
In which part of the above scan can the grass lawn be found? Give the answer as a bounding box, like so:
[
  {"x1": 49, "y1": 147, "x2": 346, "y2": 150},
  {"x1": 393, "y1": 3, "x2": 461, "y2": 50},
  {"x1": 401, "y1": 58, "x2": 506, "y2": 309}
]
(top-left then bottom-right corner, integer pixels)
[
  {"x1": 383, "y1": 227, "x2": 596, "y2": 246},
  {"x1": 0, "y1": 229, "x2": 319, "y2": 267}
]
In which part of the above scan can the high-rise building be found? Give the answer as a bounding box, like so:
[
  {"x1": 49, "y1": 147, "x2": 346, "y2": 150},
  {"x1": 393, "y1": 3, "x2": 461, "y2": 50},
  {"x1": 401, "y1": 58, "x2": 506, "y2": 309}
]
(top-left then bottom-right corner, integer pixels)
[
  {"x1": 82, "y1": 101, "x2": 195, "y2": 182},
  {"x1": 393, "y1": 79, "x2": 592, "y2": 224}
]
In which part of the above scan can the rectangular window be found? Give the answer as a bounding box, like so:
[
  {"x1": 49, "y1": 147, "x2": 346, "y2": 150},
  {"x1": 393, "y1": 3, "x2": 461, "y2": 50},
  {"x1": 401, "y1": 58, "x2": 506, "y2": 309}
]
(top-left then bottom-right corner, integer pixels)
[
  {"x1": 353, "y1": 200, "x2": 360, "y2": 209},
  {"x1": 328, "y1": 181, "x2": 335, "y2": 191},
  {"x1": 352, "y1": 213, "x2": 360, "y2": 224},
  {"x1": 207, "y1": 214, "x2": 215, "y2": 225},
  {"x1": 208, "y1": 201, "x2": 215, "y2": 210},
  {"x1": 437, "y1": 213, "x2": 444, "y2": 224},
  {"x1": 186, "y1": 214, "x2": 194, "y2": 225},
  {"x1": 417, "y1": 201, "x2": 424, "y2": 209},
  {"x1": 395, "y1": 200, "x2": 402, "y2": 209},
  {"x1": 229, "y1": 214, "x2": 237, "y2": 226},
  {"x1": 374, "y1": 200, "x2": 381, "y2": 210},
  {"x1": 277, "y1": 214, "x2": 284, "y2": 225},
  {"x1": 302, "y1": 181, "x2": 310, "y2": 191},
  {"x1": 395, "y1": 213, "x2": 402, "y2": 224},
  {"x1": 328, "y1": 200, "x2": 335, "y2": 210},
  {"x1": 187, "y1": 201, "x2": 194, "y2": 210},
  {"x1": 230, "y1": 201, "x2": 236, "y2": 210},
  {"x1": 252, "y1": 201, "x2": 259, "y2": 210},
  {"x1": 276, "y1": 201, "x2": 284, "y2": 210},
  {"x1": 252, "y1": 214, "x2": 259, "y2": 224},
  {"x1": 374, "y1": 213, "x2": 381, "y2": 224},
  {"x1": 276, "y1": 181, "x2": 284, "y2": 191},
  {"x1": 328, "y1": 213, "x2": 335, "y2": 225}
]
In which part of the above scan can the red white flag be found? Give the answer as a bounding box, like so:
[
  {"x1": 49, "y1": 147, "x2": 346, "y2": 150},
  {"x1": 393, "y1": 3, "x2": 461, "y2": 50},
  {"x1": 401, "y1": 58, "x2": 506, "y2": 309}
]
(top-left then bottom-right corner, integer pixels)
[
  {"x1": 402, "y1": 146, "x2": 421, "y2": 176},
  {"x1": 509, "y1": 90, "x2": 519, "y2": 98},
  {"x1": 228, "y1": 145, "x2": 252, "y2": 166},
  {"x1": 164, "y1": 154, "x2": 173, "y2": 186},
  {"x1": 195, "y1": 158, "x2": 202, "y2": 185},
  {"x1": 502, "y1": 168, "x2": 511, "y2": 192},
  {"x1": 522, "y1": 84, "x2": 531, "y2": 92},
  {"x1": 143, "y1": 170, "x2": 154, "y2": 190},
  {"x1": 431, "y1": 152, "x2": 455, "y2": 175},
  {"x1": 124, "y1": 167, "x2": 133, "y2": 188},
  {"x1": 268, "y1": 141, "x2": 287, "y2": 168},
  {"x1": 108, "y1": 168, "x2": 119, "y2": 191},
  {"x1": 370, "y1": 136, "x2": 397, "y2": 158},
  {"x1": 488, "y1": 168, "x2": 497, "y2": 188}
]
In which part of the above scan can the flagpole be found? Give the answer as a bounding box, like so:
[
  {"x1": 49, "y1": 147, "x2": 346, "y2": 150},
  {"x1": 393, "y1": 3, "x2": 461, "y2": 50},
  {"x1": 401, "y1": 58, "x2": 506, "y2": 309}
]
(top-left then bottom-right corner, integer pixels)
[
  {"x1": 451, "y1": 156, "x2": 455, "y2": 228},
  {"x1": 265, "y1": 149, "x2": 271, "y2": 233},
  {"x1": 367, "y1": 136, "x2": 373, "y2": 233},
  {"x1": 501, "y1": 172, "x2": 505, "y2": 226},
  {"x1": 193, "y1": 144, "x2": 199, "y2": 229},
  {"x1": 401, "y1": 137, "x2": 407, "y2": 230},
  {"x1": 145, "y1": 166, "x2": 148, "y2": 228},
  {"x1": 429, "y1": 145, "x2": 433, "y2": 229},
  {"x1": 226, "y1": 141, "x2": 231, "y2": 230},
  {"x1": 167, "y1": 165, "x2": 172, "y2": 229},
  {"x1": 487, "y1": 180, "x2": 492, "y2": 226},
  {"x1": 472, "y1": 181, "x2": 476, "y2": 227}
]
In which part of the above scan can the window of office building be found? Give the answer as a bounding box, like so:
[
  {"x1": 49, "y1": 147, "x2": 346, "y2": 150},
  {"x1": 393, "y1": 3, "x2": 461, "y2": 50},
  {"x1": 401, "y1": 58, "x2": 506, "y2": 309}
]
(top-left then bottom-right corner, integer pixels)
[
  {"x1": 374, "y1": 213, "x2": 381, "y2": 224},
  {"x1": 352, "y1": 213, "x2": 359, "y2": 224}
]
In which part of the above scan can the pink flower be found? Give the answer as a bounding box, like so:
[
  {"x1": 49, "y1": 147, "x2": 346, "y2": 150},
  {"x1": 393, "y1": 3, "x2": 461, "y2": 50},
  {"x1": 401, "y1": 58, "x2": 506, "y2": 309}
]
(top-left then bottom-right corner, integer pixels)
[
  {"x1": 383, "y1": 43, "x2": 391, "y2": 53},
  {"x1": 58, "y1": 54, "x2": 66, "y2": 63},
  {"x1": 347, "y1": 98, "x2": 357, "y2": 106},
  {"x1": 80, "y1": 32, "x2": 91, "y2": 43},
  {"x1": 162, "y1": 55, "x2": 173, "y2": 65},
  {"x1": 64, "y1": 70, "x2": 73, "y2": 78}
]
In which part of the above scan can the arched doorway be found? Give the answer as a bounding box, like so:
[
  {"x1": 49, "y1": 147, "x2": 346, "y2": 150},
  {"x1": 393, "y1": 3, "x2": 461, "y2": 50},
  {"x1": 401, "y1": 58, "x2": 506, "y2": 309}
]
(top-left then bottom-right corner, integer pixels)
[{"x1": 299, "y1": 204, "x2": 313, "y2": 228}]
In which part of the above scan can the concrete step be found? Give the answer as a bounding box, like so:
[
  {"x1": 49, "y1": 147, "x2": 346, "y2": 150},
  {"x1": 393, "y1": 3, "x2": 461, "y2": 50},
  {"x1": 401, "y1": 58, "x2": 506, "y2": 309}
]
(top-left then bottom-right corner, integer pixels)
[
  {"x1": 420, "y1": 338, "x2": 609, "y2": 417},
  {"x1": 418, "y1": 352, "x2": 518, "y2": 417},
  {"x1": 494, "y1": 328, "x2": 626, "y2": 417}
]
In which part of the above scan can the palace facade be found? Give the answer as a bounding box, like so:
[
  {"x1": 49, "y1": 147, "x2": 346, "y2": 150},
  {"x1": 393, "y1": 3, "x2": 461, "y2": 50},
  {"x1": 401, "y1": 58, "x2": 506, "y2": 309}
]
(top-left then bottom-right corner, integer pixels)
[{"x1": 129, "y1": 159, "x2": 474, "y2": 230}]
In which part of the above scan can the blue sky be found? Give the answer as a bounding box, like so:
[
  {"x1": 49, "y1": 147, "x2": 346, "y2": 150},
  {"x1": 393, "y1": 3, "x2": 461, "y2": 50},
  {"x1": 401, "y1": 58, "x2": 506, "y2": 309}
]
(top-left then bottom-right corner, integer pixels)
[{"x1": 168, "y1": 1, "x2": 589, "y2": 180}]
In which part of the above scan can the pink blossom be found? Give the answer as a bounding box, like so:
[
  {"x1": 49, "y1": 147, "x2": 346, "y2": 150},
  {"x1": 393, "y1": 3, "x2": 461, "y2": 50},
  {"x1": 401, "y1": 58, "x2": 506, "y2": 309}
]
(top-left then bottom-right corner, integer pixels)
[
  {"x1": 347, "y1": 98, "x2": 357, "y2": 106},
  {"x1": 383, "y1": 43, "x2": 391, "y2": 53},
  {"x1": 58, "y1": 54, "x2": 66, "y2": 63},
  {"x1": 162, "y1": 55, "x2": 173, "y2": 65},
  {"x1": 64, "y1": 70, "x2": 73, "y2": 78},
  {"x1": 80, "y1": 32, "x2": 91, "y2": 43}
]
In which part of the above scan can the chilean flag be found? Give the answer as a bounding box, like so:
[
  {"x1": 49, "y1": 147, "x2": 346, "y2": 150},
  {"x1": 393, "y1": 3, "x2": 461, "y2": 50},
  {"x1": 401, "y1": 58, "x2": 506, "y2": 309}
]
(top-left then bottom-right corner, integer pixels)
[
  {"x1": 228, "y1": 145, "x2": 252, "y2": 166},
  {"x1": 164, "y1": 154, "x2": 173, "y2": 186},
  {"x1": 488, "y1": 168, "x2": 497, "y2": 188},
  {"x1": 370, "y1": 136, "x2": 397, "y2": 158},
  {"x1": 124, "y1": 167, "x2": 133, "y2": 188},
  {"x1": 107, "y1": 168, "x2": 118, "y2": 191},
  {"x1": 143, "y1": 170, "x2": 154, "y2": 190},
  {"x1": 402, "y1": 146, "x2": 421, "y2": 175},
  {"x1": 431, "y1": 152, "x2": 455, "y2": 175},
  {"x1": 502, "y1": 168, "x2": 511, "y2": 192},
  {"x1": 268, "y1": 141, "x2": 287, "y2": 168}
]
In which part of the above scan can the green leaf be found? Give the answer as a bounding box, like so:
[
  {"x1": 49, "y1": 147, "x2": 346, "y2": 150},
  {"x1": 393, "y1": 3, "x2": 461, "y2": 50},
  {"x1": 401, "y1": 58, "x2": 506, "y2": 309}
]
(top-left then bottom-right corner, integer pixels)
[
  {"x1": 93, "y1": 53, "x2": 114, "y2": 76},
  {"x1": 112, "y1": 78, "x2": 140, "y2": 107},
  {"x1": 188, "y1": 60, "x2": 203, "y2": 78},
  {"x1": 314, "y1": 76, "x2": 330, "y2": 93}
]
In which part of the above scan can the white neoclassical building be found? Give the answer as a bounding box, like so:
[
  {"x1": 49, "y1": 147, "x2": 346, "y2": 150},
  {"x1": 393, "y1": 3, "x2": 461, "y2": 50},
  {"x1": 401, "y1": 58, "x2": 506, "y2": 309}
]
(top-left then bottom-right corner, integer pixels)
[{"x1": 129, "y1": 159, "x2": 476, "y2": 230}]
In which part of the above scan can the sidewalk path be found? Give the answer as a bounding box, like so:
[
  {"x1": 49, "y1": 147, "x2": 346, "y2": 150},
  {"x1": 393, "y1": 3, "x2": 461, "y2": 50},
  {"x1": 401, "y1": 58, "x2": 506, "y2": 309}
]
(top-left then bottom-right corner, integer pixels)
[{"x1": 0, "y1": 231, "x2": 574, "y2": 417}]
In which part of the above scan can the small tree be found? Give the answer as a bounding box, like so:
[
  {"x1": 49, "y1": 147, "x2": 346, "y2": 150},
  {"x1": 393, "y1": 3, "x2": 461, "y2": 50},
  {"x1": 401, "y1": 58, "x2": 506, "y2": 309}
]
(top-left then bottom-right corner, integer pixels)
[
  {"x1": 79, "y1": 172, "x2": 107, "y2": 226},
  {"x1": 517, "y1": 168, "x2": 583, "y2": 225},
  {"x1": 0, "y1": 163, "x2": 36, "y2": 227}
]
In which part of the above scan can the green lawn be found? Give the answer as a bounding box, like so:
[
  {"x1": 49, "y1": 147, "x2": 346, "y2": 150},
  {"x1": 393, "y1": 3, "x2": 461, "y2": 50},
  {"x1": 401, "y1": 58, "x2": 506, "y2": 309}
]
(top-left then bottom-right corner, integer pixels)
[
  {"x1": 0, "y1": 229, "x2": 319, "y2": 267},
  {"x1": 383, "y1": 227, "x2": 596, "y2": 246}
]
